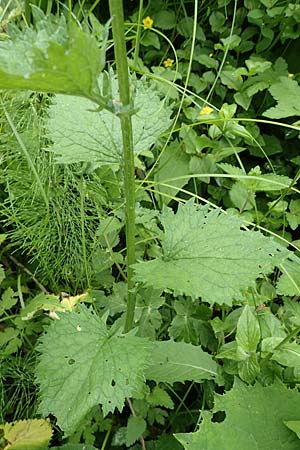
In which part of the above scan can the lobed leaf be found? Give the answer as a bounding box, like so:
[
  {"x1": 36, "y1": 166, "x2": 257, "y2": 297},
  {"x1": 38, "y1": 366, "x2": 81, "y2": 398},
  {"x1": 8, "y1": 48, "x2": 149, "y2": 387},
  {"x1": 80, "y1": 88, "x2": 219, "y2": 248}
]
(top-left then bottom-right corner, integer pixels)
[
  {"x1": 36, "y1": 305, "x2": 152, "y2": 436},
  {"x1": 133, "y1": 200, "x2": 288, "y2": 305},
  {"x1": 175, "y1": 379, "x2": 300, "y2": 449}
]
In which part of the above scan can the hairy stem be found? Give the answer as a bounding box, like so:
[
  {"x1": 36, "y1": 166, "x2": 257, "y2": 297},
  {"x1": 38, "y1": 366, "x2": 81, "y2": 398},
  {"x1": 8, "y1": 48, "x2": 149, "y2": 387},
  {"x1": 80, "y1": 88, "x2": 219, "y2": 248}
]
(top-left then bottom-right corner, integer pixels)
[{"x1": 108, "y1": 0, "x2": 136, "y2": 333}]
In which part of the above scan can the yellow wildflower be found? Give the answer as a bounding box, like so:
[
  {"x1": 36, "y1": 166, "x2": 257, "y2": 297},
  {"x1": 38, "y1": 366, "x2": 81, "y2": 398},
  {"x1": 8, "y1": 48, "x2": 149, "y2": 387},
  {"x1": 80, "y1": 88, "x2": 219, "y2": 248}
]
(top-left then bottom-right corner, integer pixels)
[
  {"x1": 200, "y1": 106, "x2": 214, "y2": 115},
  {"x1": 163, "y1": 58, "x2": 174, "y2": 68},
  {"x1": 209, "y1": 53, "x2": 214, "y2": 57},
  {"x1": 288, "y1": 73, "x2": 294, "y2": 78},
  {"x1": 143, "y1": 16, "x2": 154, "y2": 29}
]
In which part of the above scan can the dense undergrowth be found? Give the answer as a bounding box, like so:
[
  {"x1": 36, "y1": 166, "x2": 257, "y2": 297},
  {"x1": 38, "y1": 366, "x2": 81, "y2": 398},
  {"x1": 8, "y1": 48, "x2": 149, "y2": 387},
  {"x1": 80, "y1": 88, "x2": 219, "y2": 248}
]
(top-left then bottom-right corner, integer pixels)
[{"x1": 1, "y1": 0, "x2": 300, "y2": 449}]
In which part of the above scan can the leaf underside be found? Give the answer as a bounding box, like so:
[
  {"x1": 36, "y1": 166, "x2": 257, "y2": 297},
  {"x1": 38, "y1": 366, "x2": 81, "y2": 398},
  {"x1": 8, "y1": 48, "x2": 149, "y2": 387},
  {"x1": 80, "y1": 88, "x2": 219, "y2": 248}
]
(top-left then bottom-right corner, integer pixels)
[{"x1": 47, "y1": 75, "x2": 172, "y2": 166}]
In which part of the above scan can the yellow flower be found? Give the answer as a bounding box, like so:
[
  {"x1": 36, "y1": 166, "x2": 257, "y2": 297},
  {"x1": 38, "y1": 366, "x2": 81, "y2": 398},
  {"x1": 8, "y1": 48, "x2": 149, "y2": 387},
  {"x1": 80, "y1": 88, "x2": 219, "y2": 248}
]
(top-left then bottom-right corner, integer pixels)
[
  {"x1": 200, "y1": 106, "x2": 214, "y2": 115},
  {"x1": 143, "y1": 16, "x2": 154, "y2": 29},
  {"x1": 163, "y1": 58, "x2": 174, "y2": 68},
  {"x1": 288, "y1": 73, "x2": 294, "y2": 78},
  {"x1": 209, "y1": 53, "x2": 214, "y2": 58}
]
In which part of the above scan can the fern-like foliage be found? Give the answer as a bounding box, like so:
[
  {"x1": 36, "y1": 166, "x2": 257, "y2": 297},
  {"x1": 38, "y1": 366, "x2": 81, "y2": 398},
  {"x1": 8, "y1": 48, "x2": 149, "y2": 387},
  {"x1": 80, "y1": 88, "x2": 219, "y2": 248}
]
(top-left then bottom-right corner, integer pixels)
[{"x1": 133, "y1": 200, "x2": 289, "y2": 305}]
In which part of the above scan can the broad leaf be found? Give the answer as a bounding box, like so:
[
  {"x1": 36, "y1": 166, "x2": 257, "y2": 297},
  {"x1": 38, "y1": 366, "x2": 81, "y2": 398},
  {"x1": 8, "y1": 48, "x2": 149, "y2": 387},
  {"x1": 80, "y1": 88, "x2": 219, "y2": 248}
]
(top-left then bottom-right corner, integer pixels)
[
  {"x1": 47, "y1": 76, "x2": 172, "y2": 166},
  {"x1": 263, "y1": 77, "x2": 300, "y2": 119},
  {"x1": 175, "y1": 380, "x2": 300, "y2": 449},
  {"x1": 133, "y1": 201, "x2": 288, "y2": 305},
  {"x1": 276, "y1": 260, "x2": 300, "y2": 296},
  {"x1": 145, "y1": 340, "x2": 218, "y2": 383},
  {"x1": 154, "y1": 141, "x2": 190, "y2": 205},
  {"x1": 0, "y1": 9, "x2": 106, "y2": 102},
  {"x1": 36, "y1": 305, "x2": 151, "y2": 436}
]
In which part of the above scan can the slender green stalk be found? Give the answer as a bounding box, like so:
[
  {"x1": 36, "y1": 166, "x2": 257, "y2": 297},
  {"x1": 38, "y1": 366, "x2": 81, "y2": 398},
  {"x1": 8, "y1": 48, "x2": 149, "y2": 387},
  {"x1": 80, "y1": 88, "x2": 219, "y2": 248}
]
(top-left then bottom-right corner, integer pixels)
[
  {"x1": 108, "y1": 0, "x2": 136, "y2": 333},
  {"x1": 133, "y1": 0, "x2": 144, "y2": 66}
]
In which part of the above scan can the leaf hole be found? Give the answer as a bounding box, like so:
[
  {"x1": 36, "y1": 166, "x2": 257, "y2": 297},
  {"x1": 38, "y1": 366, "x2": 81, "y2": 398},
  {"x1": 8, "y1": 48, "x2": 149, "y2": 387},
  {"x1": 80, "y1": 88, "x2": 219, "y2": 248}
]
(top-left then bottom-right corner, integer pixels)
[
  {"x1": 68, "y1": 358, "x2": 75, "y2": 365},
  {"x1": 211, "y1": 411, "x2": 226, "y2": 423},
  {"x1": 111, "y1": 379, "x2": 116, "y2": 387}
]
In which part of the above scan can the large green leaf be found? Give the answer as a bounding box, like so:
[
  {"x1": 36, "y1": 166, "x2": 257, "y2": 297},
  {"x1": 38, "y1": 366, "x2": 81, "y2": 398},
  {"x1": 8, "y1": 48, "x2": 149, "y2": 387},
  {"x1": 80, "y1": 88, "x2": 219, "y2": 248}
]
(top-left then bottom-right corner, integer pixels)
[
  {"x1": 0, "y1": 8, "x2": 106, "y2": 102},
  {"x1": 47, "y1": 76, "x2": 172, "y2": 165},
  {"x1": 36, "y1": 305, "x2": 151, "y2": 436},
  {"x1": 133, "y1": 201, "x2": 288, "y2": 305},
  {"x1": 276, "y1": 260, "x2": 300, "y2": 296},
  {"x1": 263, "y1": 77, "x2": 300, "y2": 119},
  {"x1": 175, "y1": 379, "x2": 300, "y2": 450},
  {"x1": 145, "y1": 341, "x2": 218, "y2": 383}
]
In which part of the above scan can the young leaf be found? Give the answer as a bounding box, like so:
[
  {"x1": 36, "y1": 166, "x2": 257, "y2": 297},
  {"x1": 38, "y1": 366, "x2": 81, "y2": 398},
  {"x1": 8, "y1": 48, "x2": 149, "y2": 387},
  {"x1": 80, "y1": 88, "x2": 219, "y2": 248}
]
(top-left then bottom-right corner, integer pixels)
[
  {"x1": 47, "y1": 76, "x2": 172, "y2": 166},
  {"x1": 145, "y1": 340, "x2": 218, "y2": 383},
  {"x1": 0, "y1": 9, "x2": 106, "y2": 102},
  {"x1": 0, "y1": 419, "x2": 52, "y2": 450},
  {"x1": 148, "y1": 386, "x2": 174, "y2": 409},
  {"x1": 36, "y1": 305, "x2": 152, "y2": 436},
  {"x1": 125, "y1": 416, "x2": 147, "y2": 447},
  {"x1": 236, "y1": 305, "x2": 260, "y2": 353},
  {"x1": 235, "y1": 306, "x2": 261, "y2": 383},
  {"x1": 175, "y1": 380, "x2": 300, "y2": 449},
  {"x1": 133, "y1": 200, "x2": 288, "y2": 305}
]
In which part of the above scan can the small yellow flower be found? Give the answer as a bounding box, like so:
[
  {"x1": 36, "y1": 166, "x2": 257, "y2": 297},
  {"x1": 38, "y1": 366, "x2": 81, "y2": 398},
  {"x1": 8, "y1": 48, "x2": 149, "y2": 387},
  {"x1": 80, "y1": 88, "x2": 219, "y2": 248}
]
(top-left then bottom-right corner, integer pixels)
[
  {"x1": 143, "y1": 16, "x2": 154, "y2": 29},
  {"x1": 200, "y1": 106, "x2": 214, "y2": 115},
  {"x1": 209, "y1": 53, "x2": 214, "y2": 58},
  {"x1": 288, "y1": 73, "x2": 294, "y2": 78},
  {"x1": 163, "y1": 58, "x2": 174, "y2": 68}
]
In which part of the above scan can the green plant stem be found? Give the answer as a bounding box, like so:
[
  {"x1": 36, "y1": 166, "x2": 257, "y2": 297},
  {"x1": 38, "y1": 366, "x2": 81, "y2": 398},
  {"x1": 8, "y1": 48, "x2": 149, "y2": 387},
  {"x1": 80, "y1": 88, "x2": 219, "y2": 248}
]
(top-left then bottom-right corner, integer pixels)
[
  {"x1": 133, "y1": 0, "x2": 144, "y2": 66},
  {"x1": 108, "y1": 0, "x2": 136, "y2": 333}
]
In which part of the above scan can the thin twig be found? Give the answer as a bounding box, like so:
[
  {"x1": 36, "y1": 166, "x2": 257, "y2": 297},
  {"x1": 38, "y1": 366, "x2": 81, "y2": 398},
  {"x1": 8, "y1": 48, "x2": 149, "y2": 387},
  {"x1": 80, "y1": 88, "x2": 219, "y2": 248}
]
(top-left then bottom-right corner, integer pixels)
[
  {"x1": 7, "y1": 254, "x2": 49, "y2": 294},
  {"x1": 126, "y1": 397, "x2": 147, "y2": 450}
]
